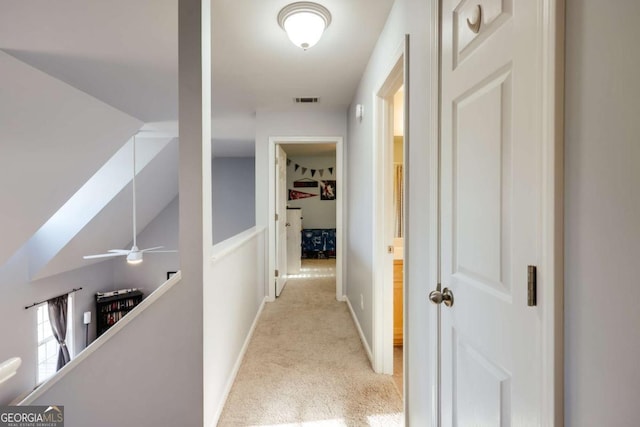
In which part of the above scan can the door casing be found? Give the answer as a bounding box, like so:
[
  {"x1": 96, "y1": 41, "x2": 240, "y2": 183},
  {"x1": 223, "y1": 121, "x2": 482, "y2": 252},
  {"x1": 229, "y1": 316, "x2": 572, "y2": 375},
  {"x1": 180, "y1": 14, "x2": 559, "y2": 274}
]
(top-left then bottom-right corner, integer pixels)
[
  {"x1": 372, "y1": 40, "x2": 406, "y2": 376},
  {"x1": 267, "y1": 136, "x2": 345, "y2": 302}
]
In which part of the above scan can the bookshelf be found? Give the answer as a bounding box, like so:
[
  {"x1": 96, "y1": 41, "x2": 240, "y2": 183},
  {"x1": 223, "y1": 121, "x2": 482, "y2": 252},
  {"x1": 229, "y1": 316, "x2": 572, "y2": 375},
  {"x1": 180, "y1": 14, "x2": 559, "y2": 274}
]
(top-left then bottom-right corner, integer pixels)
[{"x1": 95, "y1": 290, "x2": 143, "y2": 337}]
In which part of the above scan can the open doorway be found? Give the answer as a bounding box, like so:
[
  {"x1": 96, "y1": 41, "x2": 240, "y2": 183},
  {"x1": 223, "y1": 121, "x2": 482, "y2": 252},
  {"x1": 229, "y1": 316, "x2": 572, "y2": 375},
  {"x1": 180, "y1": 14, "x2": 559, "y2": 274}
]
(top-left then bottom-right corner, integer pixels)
[
  {"x1": 391, "y1": 85, "x2": 405, "y2": 396},
  {"x1": 372, "y1": 41, "x2": 407, "y2": 401},
  {"x1": 267, "y1": 137, "x2": 344, "y2": 302}
]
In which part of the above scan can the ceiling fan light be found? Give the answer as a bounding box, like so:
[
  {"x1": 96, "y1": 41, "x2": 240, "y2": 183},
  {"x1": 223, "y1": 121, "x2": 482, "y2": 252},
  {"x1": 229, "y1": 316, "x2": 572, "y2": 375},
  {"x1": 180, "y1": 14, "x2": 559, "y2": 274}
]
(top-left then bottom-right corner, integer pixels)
[
  {"x1": 278, "y1": 2, "x2": 331, "y2": 50},
  {"x1": 127, "y1": 251, "x2": 143, "y2": 264}
]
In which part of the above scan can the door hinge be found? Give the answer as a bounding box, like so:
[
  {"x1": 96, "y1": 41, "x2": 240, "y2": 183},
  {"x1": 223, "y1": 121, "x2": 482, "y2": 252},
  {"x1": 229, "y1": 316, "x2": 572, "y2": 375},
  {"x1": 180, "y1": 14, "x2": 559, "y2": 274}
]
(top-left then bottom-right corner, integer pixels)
[
  {"x1": 528, "y1": 265, "x2": 537, "y2": 306},
  {"x1": 275, "y1": 269, "x2": 279, "y2": 277},
  {"x1": 275, "y1": 213, "x2": 279, "y2": 221}
]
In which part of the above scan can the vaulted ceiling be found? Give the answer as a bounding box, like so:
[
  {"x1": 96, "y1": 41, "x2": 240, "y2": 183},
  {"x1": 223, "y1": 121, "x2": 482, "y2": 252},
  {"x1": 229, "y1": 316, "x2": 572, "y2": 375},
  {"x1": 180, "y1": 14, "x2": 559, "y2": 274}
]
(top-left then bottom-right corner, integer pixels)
[
  {"x1": 0, "y1": 0, "x2": 394, "y2": 277},
  {"x1": 0, "y1": 0, "x2": 393, "y2": 134}
]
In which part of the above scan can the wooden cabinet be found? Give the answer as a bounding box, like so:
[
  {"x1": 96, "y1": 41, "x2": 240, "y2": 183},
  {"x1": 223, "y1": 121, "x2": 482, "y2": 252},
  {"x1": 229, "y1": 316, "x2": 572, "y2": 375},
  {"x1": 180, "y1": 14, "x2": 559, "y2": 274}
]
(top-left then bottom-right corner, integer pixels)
[
  {"x1": 96, "y1": 290, "x2": 143, "y2": 337},
  {"x1": 393, "y1": 260, "x2": 403, "y2": 346}
]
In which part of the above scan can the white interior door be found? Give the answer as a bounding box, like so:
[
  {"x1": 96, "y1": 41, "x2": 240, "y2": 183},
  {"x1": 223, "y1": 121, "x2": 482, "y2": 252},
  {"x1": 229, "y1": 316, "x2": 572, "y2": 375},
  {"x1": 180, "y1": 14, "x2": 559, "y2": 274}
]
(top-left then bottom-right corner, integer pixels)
[
  {"x1": 439, "y1": 0, "x2": 547, "y2": 424},
  {"x1": 286, "y1": 208, "x2": 302, "y2": 274},
  {"x1": 275, "y1": 145, "x2": 288, "y2": 297}
]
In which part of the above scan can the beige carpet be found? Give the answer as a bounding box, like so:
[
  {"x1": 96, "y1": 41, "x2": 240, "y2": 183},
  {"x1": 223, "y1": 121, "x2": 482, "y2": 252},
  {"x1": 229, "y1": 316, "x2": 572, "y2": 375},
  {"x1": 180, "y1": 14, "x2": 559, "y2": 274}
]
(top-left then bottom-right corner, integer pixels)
[
  {"x1": 393, "y1": 346, "x2": 403, "y2": 398},
  {"x1": 218, "y1": 259, "x2": 403, "y2": 426}
]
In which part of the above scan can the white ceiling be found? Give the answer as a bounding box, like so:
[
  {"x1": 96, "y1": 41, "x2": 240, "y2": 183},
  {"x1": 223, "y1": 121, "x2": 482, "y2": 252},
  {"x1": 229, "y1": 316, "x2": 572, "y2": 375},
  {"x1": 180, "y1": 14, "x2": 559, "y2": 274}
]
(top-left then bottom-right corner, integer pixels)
[
  {"x1": 1, "y1": 0, "x2": 394, "y2": 134},
  {"x1": 211, "y1": 0, "x2": 394, "y2": 115},
  {"x1": 0, "y1": 0, "x2": 178, "y2": 122},
  {"x1": 0, "y1": 0, "x2": 393, "y2": 275}
]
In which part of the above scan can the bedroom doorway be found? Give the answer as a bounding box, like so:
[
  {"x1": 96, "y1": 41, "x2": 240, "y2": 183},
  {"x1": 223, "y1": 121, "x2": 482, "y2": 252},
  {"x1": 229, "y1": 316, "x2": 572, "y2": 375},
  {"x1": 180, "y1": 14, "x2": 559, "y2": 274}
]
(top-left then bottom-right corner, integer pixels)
[{"x1": 267, "y1": 137, "x2": 344, "y2": 302}]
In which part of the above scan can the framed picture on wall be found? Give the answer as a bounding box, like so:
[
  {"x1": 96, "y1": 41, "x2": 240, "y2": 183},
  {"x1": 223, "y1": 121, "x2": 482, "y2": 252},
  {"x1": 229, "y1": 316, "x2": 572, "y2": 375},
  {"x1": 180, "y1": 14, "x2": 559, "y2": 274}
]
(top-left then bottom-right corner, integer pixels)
[{"x1": 320, "y1": 180, "x2": 336, "y2": 200}]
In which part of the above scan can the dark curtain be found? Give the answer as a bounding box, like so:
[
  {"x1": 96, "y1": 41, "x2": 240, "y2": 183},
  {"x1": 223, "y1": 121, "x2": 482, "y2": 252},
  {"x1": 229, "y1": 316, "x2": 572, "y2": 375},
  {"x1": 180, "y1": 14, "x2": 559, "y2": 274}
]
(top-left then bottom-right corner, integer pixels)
[{"x1": 47, "y1": 295, "x2": 71, "y2": 370}]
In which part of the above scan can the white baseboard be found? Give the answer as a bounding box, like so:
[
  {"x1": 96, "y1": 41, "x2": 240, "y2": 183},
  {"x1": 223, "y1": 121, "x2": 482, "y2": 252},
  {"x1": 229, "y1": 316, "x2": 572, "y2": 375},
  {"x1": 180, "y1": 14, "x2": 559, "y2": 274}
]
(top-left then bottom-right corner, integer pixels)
[
  {"x1": 345, "y1": 297, "x2": 373, "y2": 365},
  {"x1": 210, "y1": 296, "x2": 267, "y2": 426}
]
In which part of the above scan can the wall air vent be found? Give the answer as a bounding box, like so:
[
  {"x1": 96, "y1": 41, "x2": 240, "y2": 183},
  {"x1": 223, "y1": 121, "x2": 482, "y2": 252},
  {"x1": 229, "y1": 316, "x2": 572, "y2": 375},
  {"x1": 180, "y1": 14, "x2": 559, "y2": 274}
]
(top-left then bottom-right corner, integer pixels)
[{"x1": 294, "y1": 97, "x2": 320, "y2": 104}]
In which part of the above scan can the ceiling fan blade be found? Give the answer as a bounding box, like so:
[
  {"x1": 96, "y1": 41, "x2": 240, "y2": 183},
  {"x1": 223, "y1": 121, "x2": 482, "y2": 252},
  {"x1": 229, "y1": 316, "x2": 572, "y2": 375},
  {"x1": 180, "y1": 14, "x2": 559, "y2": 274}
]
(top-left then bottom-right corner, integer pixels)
[
  {"x1": 108, "y1": 249, "x2": 130, "y2": 254},
  {"x1": 83, "y1": 253, "x2": 127, "y2": 260},
  {"x1": 140, "y1": 246, "x2": 164, "y2": 253},
  {"x1": 145, "y1": 250, "x2": 178, "y2": 253}
]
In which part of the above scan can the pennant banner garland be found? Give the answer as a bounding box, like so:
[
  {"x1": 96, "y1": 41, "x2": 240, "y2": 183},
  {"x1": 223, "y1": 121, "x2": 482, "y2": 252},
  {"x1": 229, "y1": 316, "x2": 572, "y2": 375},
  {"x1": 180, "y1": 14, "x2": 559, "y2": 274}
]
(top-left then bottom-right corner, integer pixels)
[
  {"x1": 289, "y1": 190, "x2": 317, "y2": 200},
  {"x1": 288, "y1": 160, "x2": 336, "y2": 178}
]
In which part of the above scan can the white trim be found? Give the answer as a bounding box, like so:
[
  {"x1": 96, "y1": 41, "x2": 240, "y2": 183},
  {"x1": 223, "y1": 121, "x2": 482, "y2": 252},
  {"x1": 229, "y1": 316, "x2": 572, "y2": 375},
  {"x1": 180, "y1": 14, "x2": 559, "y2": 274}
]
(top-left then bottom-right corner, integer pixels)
[
  {"x1": 540, "y1": 0, "x2": 565, "y2": 424},
  {"x1": 210, "y1": 297, "x2": 267, "y2": 427},
  {"x1": 211, "y1": 226, "x2": 266, "y2": 263},
  {"x1": 427, "y1": 0, "x2": 441, "y2": 424},
  {"x1": 0, "y1": 358, "x2": 21, "y2": 386},
  {"x1": 19, "y1": 271, "x2": 183, "y2": 405},
  {"x1": 346, "y1": 297, "x2": 373, "y2": 365},
  {"x1": 372, "y1": 41, "x2": 405, "y2": 375},
  {"x1": 267, "y1": 136, "x2": 345, "y2": 302}
]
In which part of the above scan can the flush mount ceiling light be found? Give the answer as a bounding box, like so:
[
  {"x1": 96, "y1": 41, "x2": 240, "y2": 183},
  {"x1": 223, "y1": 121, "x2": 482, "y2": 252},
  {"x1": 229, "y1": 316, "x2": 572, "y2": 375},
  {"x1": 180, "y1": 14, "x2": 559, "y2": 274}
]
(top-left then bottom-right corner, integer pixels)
[{"x1": 278, "y1": 2, "x2": 332, "y2": 50}]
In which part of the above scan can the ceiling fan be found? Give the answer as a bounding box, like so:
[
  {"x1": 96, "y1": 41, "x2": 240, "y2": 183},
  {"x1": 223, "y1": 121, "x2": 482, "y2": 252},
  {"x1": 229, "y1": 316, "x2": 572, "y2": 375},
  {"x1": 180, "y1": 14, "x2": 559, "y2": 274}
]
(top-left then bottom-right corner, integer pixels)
[{"x1": 83, "y1": 135, "x2": 177, "y2": 264}]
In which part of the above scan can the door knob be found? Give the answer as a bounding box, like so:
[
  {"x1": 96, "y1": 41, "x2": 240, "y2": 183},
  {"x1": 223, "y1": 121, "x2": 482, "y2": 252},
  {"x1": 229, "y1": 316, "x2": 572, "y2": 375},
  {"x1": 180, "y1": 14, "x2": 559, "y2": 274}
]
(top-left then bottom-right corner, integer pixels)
[{"x1": 428, "y1": 287, "x2": 454, "y2": 307}]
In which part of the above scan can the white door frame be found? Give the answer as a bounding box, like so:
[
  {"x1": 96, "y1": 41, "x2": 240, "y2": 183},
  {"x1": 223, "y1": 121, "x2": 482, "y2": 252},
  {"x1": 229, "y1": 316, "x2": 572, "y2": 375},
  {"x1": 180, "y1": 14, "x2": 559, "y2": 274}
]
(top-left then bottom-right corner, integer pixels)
[
  {"x1": 267, "y1": 136, "x2": 345, "y2": 302},
  {"x1": 372, "y1": 42, "x2": 405, "y2": 375}
]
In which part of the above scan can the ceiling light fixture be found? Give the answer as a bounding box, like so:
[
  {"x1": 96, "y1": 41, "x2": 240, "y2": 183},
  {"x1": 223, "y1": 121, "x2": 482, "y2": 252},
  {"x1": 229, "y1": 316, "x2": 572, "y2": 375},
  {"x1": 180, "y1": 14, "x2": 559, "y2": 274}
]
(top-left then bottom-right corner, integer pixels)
[{"x1": 278, "y1": 2, "x2": 332, "y2": 50}]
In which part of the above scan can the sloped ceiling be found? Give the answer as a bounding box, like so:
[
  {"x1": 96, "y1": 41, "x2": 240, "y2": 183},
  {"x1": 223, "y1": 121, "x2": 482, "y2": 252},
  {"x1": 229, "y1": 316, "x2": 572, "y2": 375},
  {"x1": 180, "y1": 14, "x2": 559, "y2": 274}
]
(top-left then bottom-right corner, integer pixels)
[
  {"x1": 0, "y1": 0, "x2": 178, "y2": 122},
  {"x1": 35, "y1": 139, "x2": 179, "y2": 279},
  {"x1": 0, "y1": 51, "x2": 142, "y2": 268},
  {"x1": 0, "y1": 0, "x2": 394, "y2": 276}
]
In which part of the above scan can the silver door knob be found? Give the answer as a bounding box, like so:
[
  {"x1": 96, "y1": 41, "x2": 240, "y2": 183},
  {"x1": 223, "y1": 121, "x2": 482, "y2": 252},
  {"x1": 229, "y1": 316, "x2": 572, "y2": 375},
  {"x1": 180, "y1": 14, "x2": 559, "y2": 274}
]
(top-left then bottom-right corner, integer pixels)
[{"x1": 428, "y1": 287, "x2": 454, "y2": 307}]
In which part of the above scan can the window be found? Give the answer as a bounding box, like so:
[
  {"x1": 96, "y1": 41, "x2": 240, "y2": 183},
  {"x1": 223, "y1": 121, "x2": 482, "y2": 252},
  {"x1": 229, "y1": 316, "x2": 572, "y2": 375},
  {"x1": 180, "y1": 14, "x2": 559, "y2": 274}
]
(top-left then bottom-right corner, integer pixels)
[{"x1": 36, "y1": 295, "x2": 73, "y2": 384}]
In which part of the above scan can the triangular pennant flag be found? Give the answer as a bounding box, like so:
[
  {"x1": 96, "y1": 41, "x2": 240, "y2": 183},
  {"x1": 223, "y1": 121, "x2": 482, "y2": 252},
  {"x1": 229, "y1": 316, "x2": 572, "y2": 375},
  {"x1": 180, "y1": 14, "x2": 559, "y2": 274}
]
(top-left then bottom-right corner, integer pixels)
[
  {"x1": 301, "y1": 167, "x2": 307, "y2": 175},
  {"x1": 311, "y1": 169, "x2": 317, "y2": 177},
  {"x1": 319, "y1": 169, "x2": 325, "y2": 177},
  {"x1": 289, "y1": 190, "x2": 317, "y2": 200},
  {"x1": 287, "y1": 159, "x2": 292, "y2": 166},
  {"x1": 295, "y1": 164, "x2": 300, "y2": 172},
  {"x1": 328, "y1": 167, "x2": 334, "y2": 175}
]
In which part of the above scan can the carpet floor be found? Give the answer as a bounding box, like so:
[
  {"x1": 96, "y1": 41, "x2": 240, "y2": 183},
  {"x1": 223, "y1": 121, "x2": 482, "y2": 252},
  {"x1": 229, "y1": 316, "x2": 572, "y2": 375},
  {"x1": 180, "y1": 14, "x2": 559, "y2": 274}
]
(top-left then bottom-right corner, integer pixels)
[{"x1": 218, "y1": 259, "x2": 403, "y2": 426}]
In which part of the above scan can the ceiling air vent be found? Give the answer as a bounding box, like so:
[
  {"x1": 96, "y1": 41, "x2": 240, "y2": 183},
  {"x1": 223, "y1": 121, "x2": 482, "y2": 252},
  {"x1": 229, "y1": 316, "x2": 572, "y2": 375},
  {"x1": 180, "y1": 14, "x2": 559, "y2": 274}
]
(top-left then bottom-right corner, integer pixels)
[{"x1": 295, "y1": 97, "x2": 320, "y2": 104}]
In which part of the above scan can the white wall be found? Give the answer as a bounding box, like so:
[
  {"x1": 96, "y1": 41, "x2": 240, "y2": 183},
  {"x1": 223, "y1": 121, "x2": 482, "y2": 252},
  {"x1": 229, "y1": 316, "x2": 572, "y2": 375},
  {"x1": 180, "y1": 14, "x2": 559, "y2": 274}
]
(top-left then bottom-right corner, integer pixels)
[
  {"x1": 347, "y1": 0, "x2": 436, "y2": 423},
  {"x1": 0, "y1": 257, "x2": 116, "y2": 405},
  {"x1": 286, "y1": 154, "x2": 337, "y2": 229},
  {"x1": 205, "y1": 227, "x2": 266, "y2": 425},
  {"x1": 346, "y1": 0, "x2": 404, "y2": 357},
  {"x1": 28, "y1": 275, "x2": 202, "y2": 427},
  {"x1": 112, "y1": 196, "x2": 180, "y2": 292},
  {"x1": 564, "y1": 1, "x2": 640, "y2": 424},
  {"x1": 0, "y1": 195, "x2": 180, "y2": 406},
  {"x1": 255, "y1": 109, "x2": 347, "y2": 229},
  {"x1": 212, "y1": 157, "x2": 256, "y2": 244}
]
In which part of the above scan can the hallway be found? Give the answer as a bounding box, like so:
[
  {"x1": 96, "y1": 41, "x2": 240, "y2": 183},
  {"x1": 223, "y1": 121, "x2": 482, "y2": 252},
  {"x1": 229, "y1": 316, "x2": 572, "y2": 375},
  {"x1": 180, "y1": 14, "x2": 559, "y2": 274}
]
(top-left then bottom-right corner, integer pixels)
[{"x1": 218, "y1": 259, "x2": 402, "y2": 426}]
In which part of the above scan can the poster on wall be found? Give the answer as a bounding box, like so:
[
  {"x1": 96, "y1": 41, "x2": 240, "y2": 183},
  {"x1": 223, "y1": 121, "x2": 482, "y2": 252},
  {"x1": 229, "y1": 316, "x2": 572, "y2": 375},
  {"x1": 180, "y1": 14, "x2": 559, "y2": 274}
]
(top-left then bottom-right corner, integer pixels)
[
  {"x1": 289, "y1": 189, "x2": 317, "y2": 200},
  {"x1": 320, "y1": 180, "x2": 336, "y2": 200},
  {"x1": 293, "y1": 179, "x2": 318, "y2": 188}
]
